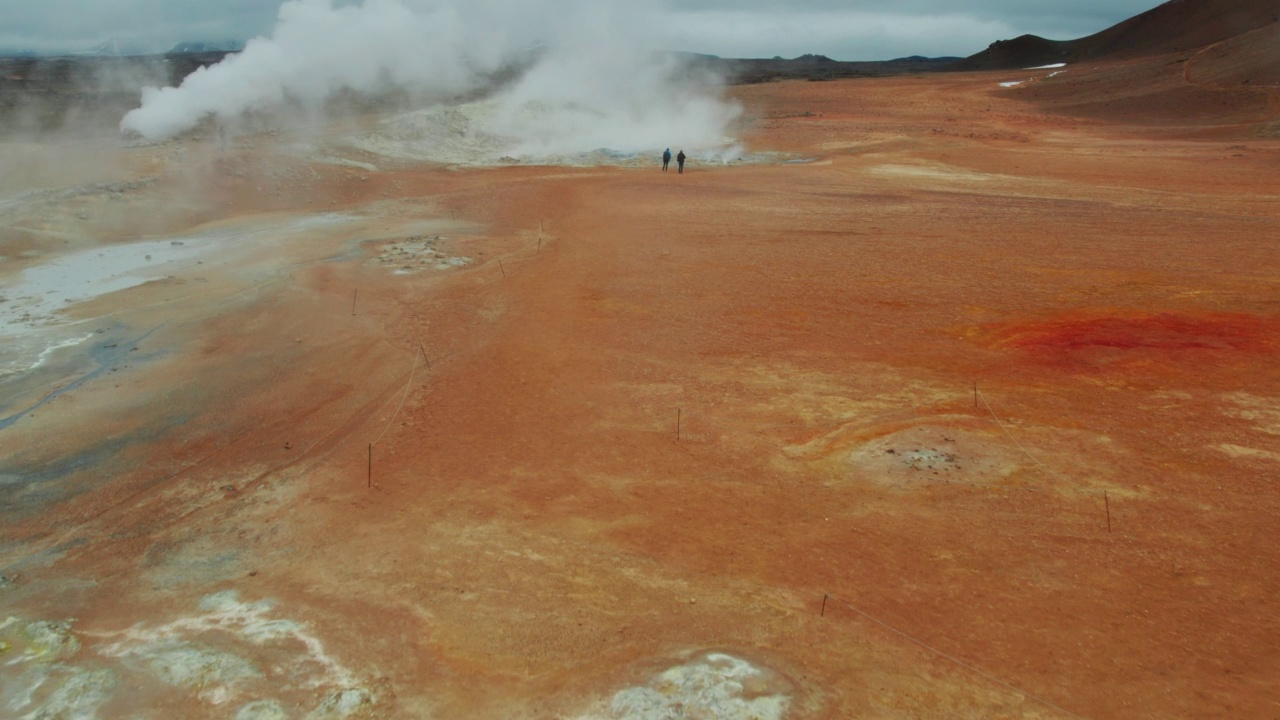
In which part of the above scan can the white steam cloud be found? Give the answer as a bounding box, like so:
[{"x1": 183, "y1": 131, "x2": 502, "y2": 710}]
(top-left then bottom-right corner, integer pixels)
[{"x1": 120, "y1": 0, "x2": 741, "y2": 162}]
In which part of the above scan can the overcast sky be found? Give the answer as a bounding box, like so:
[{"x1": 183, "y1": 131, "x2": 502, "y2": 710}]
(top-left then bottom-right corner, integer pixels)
[{"x1": 0, "y1": 0, "x2": 1162, "y2": 59}]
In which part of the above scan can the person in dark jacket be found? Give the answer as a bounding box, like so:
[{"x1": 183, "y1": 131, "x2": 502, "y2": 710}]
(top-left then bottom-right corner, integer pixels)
[
  {"x1": 676, "y1": 150, "x2": 686, "y2": 174},
  {"x1": 662, "y1": 148, "x2": 671, "y2": 172}
]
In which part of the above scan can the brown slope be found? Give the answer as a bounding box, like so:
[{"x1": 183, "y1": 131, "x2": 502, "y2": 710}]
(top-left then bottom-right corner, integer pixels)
[
  {"x1": 1185, "y1": 21, "x2": 1280, "y2": 88},
  {"x1": 956, "y1": 0, "x2": 1280, "y2": 70},
  {"x1": 1000, "y1": 18, "x2": 1280, "y2": 136}
]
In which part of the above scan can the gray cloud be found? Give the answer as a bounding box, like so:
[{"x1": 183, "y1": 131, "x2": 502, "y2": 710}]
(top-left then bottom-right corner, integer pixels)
[
  {"x1": 0, "y1": 0, "x2": 1161, "y2": 58},
  {"x1": 664, "y1": 0, "x2": 1161, "y2": 59},
  {"x1": 0, "y1": 0, "x2": 280, "y2": 53}
]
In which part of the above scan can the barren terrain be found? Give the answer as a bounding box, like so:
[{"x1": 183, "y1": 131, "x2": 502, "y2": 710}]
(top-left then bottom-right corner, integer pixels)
[{"x1": 2, "y1": 54, "x2": 1279, "y2": 720}]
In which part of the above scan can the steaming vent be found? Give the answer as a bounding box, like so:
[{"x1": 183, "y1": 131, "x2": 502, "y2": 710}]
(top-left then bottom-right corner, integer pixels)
[{"x1": 119, "y1": 0, "x2": 743, "y2": 165}]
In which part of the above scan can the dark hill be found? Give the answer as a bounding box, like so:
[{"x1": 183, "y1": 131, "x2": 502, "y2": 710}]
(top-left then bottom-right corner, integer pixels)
[
  {"x1": 954, "y1": 0, "x2": 1280, "y2": 70},
  {"x1": 680, "y1": 52, "x2": 958, "y2": 84},
  {"x1": 957, "y1": 34, "x2": 1071, "y2": 70},
  {"x1": 986, "y1": 3, "x2": 1280, "y2": 137}
]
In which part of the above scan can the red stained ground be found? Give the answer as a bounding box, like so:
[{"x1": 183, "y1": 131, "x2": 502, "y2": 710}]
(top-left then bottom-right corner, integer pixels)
[{"x1": 994, "y1": 311, "x2": 1278, "y2": 355}]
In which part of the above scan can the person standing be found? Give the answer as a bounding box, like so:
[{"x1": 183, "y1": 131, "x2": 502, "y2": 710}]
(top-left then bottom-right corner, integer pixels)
[
  {"x1": 662, "y1": 148, "x2": 672, "y2": 172},
  {"x1": 676, "y1": 150, "x2": 686, "y2": 174}
]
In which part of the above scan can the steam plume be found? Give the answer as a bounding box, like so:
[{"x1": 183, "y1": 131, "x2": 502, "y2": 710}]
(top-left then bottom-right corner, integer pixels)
[{"x1": 120, "y1": 0, "x2": 740, "y2": 160}]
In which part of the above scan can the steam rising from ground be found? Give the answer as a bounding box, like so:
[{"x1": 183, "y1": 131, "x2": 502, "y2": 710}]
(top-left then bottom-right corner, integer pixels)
[{"x1": 120, "y1": 0, "x2": 741, "y2": 162}]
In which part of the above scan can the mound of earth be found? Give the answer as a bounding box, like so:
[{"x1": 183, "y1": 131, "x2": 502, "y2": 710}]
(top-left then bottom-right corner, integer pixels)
[{"x1": 956, "y1": 34, "x2": 1073, "y2": 71}]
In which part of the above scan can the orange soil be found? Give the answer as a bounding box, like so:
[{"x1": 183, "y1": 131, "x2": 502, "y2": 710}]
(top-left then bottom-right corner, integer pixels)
[{"x1": 4, "y1": 64, "x2": 1280, "y2": 719}]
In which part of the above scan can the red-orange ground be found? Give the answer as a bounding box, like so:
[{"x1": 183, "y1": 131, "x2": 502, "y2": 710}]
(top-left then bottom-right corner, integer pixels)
[{"x1": 3, "y1": 59, "x2": 1279, "y2": 719}]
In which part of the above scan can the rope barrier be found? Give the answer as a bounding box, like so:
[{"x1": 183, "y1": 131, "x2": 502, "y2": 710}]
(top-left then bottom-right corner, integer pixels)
[
  {"x1": 371, "y1": 349, "x2": 420, "y2": 446},
  {"x1": 976, "y1": 388, "x2": 1093, "y2": 493}
]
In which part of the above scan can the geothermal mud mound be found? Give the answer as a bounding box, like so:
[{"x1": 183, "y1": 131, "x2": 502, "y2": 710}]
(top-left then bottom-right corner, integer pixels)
[
  {"x1": 3, "y1": 591, "x2": 373, "y2": 719},
  {"x1": 576, "y1": 653, "x2": 791, "y2": 720},
  {"x1": 340, "y1": 99, "x2": 741, "y2": 167},
  {"x1": 344, "y1": 102, "x2": 518, "y2": 166}
]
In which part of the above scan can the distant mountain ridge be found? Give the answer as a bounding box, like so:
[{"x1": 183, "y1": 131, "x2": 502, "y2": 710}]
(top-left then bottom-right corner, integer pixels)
[
  {"x1": 168, "y1": 40, "x2": 246, "y2": 55},
  {"x1": 0, "y1": 39, "x2": 248, "y2": 58},
  {"x1": 85, "y1": 38, "x2": 157, "y2": 57},
  {"x1": 687, "y1": 53, "x2": 962, "y2": 84},
  {"x1": 954, "y1": 0, "x2": 1280, "y2": 70}
]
